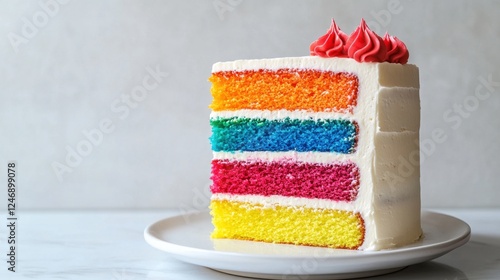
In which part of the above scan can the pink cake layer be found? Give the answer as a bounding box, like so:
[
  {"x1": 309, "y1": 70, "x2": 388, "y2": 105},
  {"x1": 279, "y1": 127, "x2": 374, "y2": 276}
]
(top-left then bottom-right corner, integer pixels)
[{"x1": 211, "y1": 159, "x2": 360, "y2": 201}]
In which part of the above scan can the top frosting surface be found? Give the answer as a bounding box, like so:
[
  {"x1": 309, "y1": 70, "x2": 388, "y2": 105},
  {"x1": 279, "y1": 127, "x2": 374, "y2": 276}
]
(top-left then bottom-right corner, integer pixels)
[{"x1": 310, "y1": 19, "x2": 410, "y2": 64}]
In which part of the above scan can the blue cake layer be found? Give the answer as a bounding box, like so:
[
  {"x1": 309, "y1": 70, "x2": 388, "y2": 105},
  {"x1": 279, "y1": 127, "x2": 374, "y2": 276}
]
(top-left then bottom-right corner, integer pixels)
[{"x1": 210, "y1": 117, "x2": 357, "y2": 153}]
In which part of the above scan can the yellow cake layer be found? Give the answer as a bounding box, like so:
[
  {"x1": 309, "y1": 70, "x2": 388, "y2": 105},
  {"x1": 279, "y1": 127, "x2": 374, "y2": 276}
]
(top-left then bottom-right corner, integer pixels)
[
  {"x1": 209, "y1": 69, "x2": 359, "y2": 113},
  {"x1": 210, "y1": 199, "x2": 365, "y2": 249}
]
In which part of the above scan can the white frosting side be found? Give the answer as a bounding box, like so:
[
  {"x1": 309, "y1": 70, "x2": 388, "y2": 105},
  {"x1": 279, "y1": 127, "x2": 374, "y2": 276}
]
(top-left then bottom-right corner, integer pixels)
[
  {"x1": 377, "y1": 88, "x2": 420, "y2": 132},
  {"x1": 210, "y1": 56, "x2": 421, "y2": 250}
]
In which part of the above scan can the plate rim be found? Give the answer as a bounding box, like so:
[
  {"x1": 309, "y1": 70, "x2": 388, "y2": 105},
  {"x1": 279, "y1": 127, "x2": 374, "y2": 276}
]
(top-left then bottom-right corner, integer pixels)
[{"x1": 144, "y1": 210, "x2": 471, "y2": 276}]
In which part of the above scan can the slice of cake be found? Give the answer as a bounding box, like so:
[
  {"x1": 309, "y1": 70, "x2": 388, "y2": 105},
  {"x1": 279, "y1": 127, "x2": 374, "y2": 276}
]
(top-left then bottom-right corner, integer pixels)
[{"x1": 209, "y1": 19, "x2": 422, "y2": 250}]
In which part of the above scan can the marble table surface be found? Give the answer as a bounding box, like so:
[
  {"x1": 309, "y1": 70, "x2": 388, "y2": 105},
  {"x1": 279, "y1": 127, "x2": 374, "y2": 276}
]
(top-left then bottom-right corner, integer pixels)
[{"x1": 1, "y1": 208, "x2": 499, "y2": 280}]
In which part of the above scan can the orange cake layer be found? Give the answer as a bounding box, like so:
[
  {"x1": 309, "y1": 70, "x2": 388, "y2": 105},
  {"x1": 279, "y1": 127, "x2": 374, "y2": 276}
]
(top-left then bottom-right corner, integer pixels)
[{"x1": 209, "y1": 69, "x2": 359, "y2": 113}]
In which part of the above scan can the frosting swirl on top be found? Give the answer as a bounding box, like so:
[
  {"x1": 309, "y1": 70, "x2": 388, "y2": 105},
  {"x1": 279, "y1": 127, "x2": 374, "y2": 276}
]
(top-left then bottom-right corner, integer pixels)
[
  {"x1": 310, "y1": 19, "x2": 348, "y2": 58},
  {"x1": 345, "y1": 19, "x2": 387, "y2": 63},
  {"x1": 383, "y1": 33, "x2": 409, "y2": 64},
  {"x1": 309, "y1": 18, "x2": 410, "y2": 64}
]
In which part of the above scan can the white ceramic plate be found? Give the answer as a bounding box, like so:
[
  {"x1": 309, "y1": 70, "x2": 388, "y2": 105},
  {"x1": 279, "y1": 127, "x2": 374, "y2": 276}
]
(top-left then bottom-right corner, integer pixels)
[{"x1": 144, "y1": 211, "x2": 470, "y2": 279}]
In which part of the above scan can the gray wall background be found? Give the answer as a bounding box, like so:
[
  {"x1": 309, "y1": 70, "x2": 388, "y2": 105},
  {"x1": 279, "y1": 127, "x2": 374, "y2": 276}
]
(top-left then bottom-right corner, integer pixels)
[{"x1": 0, "y1": 0, "x2": 499, "y2": 210}]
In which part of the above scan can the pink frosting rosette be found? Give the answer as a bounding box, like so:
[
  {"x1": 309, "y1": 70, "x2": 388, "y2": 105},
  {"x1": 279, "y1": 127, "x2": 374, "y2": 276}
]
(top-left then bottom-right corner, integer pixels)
[
  {"x1": 344, "y1": 19, "x2": 387, "y2": 63},
  {"x1": 383, "y1": 32, "x2": 409, "y2": 64},
  {"x1": 310, "y1": 19, "x2": 348, "y2": 58},
  {"x1": 309, "y1": 18, "x2": 410, "y2": 64}
]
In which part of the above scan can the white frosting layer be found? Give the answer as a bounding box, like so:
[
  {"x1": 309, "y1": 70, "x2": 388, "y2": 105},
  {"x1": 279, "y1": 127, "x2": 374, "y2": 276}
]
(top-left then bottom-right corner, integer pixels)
[
  {"x1": 213, "y1": 191, "x2": 419, "y2": 215},
  {"x1": 211, "y1": 57, "x2": 421, "y2": 250},
  {"x1": 213, "y1": 193, "x2": 358, "y2": 212},
  {"x1": 212, "y1": 56, "x2": 419, "y2": 88},
  {"x1": 211, "y1": 109, "x2": 353, "y2": 121},
  {"x1": 213, "y1": 151, "x2": 355, "y2": 164}
]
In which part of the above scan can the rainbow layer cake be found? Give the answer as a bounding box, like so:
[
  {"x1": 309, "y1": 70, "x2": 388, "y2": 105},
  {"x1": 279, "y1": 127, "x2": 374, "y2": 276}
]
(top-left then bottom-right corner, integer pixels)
[{"x1": 209, "y1": 19, "x2": 422, "y2": 250}]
